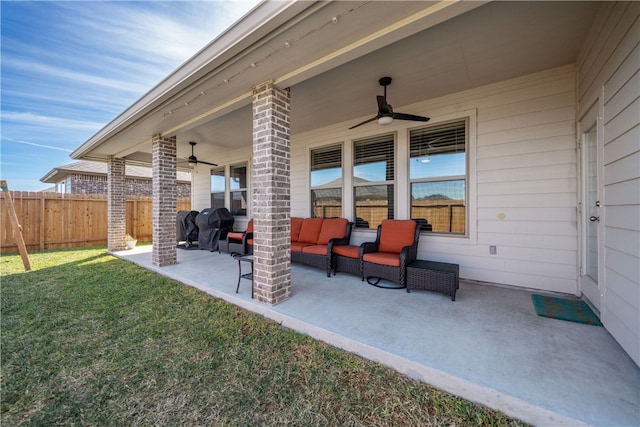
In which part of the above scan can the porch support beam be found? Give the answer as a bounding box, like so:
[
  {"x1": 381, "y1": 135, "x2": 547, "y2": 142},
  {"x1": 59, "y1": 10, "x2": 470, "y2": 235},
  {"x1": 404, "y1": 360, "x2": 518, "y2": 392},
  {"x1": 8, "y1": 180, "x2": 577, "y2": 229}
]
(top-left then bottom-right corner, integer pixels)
[
  {"x1": 107, "y1": 157, "x2": 126, "y2": 251},
  {"x1": 251, "y1": 81, "x2": 291, "y2": 305},
  {"x1": 151, "y1": 134, "x2": 177, "y2": 267}
]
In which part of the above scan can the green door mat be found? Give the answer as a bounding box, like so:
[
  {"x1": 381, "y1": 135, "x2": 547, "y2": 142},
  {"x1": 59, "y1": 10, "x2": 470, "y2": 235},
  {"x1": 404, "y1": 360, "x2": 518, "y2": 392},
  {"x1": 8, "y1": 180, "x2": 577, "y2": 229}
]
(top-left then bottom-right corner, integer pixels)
[{"x1": 531, "y1": 294, "x2": 603, "y2": 326}]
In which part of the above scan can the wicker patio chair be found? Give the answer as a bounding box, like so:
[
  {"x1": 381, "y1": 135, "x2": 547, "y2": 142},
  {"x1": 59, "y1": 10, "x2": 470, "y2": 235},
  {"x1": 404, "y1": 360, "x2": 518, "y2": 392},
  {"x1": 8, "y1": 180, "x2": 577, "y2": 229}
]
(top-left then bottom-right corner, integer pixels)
[
  {"x1": 332, "y1": 244, "x2": 361, "y2": 276},
  {"x1": 220, "y1": 218, "x2": 253, "y2": 255},
  {"x1": 360, "y1": 219, "x2": 420, "y2": 289},
  {"x1": 291, "y1": 217, "x2": 323, "y2": 264},
  {"x1": 301, "y1": 219, "x2": 353, "y2": 277}
]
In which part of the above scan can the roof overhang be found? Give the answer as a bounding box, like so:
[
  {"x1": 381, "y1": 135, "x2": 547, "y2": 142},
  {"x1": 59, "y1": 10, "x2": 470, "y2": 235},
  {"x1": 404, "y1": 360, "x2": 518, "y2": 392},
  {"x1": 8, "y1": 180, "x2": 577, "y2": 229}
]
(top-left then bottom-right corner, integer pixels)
[
  {"x1": 40, "y1": 168, "x2": 66, "y2": 184},
  {"x1": 72, "y1": 0, "x2": 311, "y2": 161},
  {"x1": 71, "y1": 0, "x2": 488, "y2": 163},
  {"x1": 41, "y1": 161, "x2": 191, "y2": 183},
  {"x1": 72, "y1": 1, "x2": 599, "y2": 166}
]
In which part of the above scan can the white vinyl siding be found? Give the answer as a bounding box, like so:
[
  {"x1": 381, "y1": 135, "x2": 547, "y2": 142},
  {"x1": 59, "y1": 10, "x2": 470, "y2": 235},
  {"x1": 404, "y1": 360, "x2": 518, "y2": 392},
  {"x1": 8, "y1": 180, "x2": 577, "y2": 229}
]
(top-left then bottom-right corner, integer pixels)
[{"x1": 577, "y1": 1, "x2": 640, "y2": 366}]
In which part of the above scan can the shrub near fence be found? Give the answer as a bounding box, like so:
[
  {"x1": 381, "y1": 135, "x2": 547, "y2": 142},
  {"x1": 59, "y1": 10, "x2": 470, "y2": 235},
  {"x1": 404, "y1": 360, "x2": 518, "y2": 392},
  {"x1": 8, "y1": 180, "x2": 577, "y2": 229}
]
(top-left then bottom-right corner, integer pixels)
[{"x1": 0, "y1": 192, "x2": 190, "y2": 253}]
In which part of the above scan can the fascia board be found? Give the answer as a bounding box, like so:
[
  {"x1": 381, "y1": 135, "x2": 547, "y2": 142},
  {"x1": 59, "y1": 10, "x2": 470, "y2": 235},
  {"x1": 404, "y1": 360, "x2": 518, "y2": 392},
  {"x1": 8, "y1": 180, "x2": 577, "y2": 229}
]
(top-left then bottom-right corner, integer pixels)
[{"x1": 40, "y1": 169, "x2": 65, "y2": 183}]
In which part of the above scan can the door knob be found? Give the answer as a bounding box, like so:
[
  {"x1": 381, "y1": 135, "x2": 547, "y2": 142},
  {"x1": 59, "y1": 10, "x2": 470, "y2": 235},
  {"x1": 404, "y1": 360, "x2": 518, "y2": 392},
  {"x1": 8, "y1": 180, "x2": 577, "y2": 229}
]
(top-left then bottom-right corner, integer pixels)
[{"x1": 589, "y1": 216, "x2": 600, "y2": 222}]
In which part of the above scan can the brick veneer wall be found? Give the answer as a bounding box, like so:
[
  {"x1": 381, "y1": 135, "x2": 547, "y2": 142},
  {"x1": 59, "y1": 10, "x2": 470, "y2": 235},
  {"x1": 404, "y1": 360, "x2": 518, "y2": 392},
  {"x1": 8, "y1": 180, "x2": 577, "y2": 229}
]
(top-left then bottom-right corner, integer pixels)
[
  {"x1": 107, "y1": 158, "x2": 126, "y2": 251},
  {"x1": 252, "y1": 82, "x2": 292, "y2": 305},
  {"x1": 71, "y1": 174, "x2": 108, "y2": 194},
  {"x1": 69, "y1": 173, "x2": 190, "y2": 197},
  {"x1": 151, "y1": 135, "x2": 177, "y2": 267}
]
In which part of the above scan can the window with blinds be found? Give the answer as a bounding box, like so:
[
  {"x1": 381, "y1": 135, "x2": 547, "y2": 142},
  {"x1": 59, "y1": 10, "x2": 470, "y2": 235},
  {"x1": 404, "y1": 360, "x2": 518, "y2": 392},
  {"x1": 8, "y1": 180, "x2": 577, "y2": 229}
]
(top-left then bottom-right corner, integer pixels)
[
  {"x1": 210, "y1": 167, "x2": 225, "y2": 210},
  {"x1": 409, "y1": 120, "x2": 467, "y2": 234},
  {"x1": 310, "y1": 144, "x2": 342, "y2": 218},
  {"x1": 230, "y1": 163, "x2": 248, "y2": 216},
  {"x1": 353, "y1": 133, "x2": 395, "y2": 229}
]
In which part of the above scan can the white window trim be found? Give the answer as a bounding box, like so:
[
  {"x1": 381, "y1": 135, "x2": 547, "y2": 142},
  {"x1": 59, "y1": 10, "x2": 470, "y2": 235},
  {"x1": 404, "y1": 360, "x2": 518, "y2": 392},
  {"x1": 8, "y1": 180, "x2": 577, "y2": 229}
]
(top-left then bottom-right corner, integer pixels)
[
  {"x1": 210, "y1": 165, "x2": 226, "y2": 209},
  {"x1": 310, "y1": 143, "x2": 345, "y2": 219},
  {"x1": 352, "y1": 132, "x2": 397, "y2": 228},
  {"x1": 405, "y1": 109, "x2": 477, "y2": 245},
  {"x1": 209, "y1": 160, "x2": 252, "y2": 217},
  {"x1": 229, "y1": 162, "x2": 249, "y2": 217}
]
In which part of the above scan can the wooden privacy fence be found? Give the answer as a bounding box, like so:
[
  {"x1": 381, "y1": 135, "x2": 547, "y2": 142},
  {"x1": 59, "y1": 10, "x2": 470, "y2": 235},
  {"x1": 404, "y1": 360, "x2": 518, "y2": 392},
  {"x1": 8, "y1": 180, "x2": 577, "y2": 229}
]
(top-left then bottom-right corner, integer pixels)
[
  {"x1": 313, "y1": 199, "x2": 466, "y2": 233},
  {"x1": 1, "y1": 192, "x2": 190, "y2": 253}
]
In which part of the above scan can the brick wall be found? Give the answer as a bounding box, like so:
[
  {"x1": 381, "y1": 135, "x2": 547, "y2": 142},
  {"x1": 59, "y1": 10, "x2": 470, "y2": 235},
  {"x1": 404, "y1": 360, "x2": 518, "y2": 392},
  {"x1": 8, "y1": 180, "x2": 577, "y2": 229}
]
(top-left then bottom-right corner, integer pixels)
[
  {"x1": 151, "y1": 135, "x2": 177, "y2": 267},
  {"x1": 252, "y1": 82, "x2": 292, "y2": 305},
  {"x1": 68, "y1": 173, "x2": 190, "y2": 197},
  {"x1": 107, "y1": 158, "x2": 126, "y2": 251},
  {"x1": 71, "y1": 174, "x2": 108, "y2": 194}
]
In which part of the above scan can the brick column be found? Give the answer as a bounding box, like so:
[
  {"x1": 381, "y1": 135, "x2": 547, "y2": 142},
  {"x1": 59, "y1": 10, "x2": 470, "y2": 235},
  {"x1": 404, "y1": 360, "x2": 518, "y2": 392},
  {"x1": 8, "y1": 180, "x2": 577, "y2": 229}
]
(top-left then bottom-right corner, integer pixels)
[
  {"x1": 252, "y1": 82, "x2": 291, "y2": 305},
  {"x1": 152, "y1": 135, "x2": 177, "y2": 267},
  {"x1": 107, "y1": 157, "x2": 126, "y2": 251}
]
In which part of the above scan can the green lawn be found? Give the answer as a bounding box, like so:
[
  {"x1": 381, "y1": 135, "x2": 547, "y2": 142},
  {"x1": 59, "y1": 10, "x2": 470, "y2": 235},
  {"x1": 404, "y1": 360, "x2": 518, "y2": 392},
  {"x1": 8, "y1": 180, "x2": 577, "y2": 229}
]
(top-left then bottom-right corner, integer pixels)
[{"x1": 1, "y1": 248, "x2": 526, "y2": 426}]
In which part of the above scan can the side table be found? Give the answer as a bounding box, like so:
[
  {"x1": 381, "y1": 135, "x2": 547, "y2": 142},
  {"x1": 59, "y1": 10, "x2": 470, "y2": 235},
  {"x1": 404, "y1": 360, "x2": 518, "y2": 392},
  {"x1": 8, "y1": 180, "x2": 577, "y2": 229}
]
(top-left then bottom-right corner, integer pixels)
[
  {"x1": 406, "y1": 260, "x2": 459, "y2": 301},
  {"x1": 233, "y1": 254, "x2": 254, "y2": 298}
]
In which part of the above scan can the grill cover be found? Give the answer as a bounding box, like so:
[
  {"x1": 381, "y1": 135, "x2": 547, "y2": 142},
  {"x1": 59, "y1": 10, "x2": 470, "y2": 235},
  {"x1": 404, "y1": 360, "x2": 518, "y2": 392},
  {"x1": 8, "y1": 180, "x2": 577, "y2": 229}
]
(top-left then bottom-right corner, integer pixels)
[
  {"x1": 195, "y1": 207, "x2": 234, "y2": 250},
  {"x1": 176, "y1": 210, "x2": 199, "y2": 246}
]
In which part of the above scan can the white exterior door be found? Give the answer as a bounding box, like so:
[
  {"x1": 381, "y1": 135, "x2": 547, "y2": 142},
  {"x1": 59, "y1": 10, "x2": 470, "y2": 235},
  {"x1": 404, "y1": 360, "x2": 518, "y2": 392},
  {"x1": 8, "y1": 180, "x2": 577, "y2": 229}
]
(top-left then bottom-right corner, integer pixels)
[{"x1": 579, "y1": 105, "x2": 602, "y2": 313}]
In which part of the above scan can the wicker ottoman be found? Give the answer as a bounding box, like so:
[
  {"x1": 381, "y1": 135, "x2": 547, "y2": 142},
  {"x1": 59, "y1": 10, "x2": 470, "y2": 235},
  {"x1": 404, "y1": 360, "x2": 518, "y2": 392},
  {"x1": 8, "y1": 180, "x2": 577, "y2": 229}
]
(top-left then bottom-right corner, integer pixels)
[{"x1": 406, "y1": 260, "x2": 459, "y2": 301}]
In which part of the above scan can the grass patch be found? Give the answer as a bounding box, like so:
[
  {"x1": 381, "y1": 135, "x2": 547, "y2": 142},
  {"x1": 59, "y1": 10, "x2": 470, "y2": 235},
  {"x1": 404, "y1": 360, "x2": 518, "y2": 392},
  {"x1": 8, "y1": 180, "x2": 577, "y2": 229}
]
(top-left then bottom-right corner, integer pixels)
[{"x1": 1, "y1": 248, "x2": 526, "y2": 426}]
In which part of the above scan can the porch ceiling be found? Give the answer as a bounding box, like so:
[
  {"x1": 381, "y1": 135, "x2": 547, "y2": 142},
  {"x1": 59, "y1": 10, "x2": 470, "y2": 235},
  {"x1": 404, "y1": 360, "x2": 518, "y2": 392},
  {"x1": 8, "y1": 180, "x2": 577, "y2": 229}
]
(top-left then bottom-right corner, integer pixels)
[{"x1": 73, "y1": 1, "x2": 599, "y2": 166}]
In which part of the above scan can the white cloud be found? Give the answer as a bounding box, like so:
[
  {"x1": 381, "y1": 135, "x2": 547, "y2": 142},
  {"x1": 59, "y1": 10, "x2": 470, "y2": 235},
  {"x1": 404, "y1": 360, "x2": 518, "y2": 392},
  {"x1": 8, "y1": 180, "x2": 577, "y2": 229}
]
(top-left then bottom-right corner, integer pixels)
[
  {"x1": 2, "y1": 112, "x2": 104, "y2": 132},
  {"x1": 3, "y1": 138, "x2": 73, "y2": 153},
  {"x1": 55, "y1": 1, "x2": 258, "y2": 67},
  {"x1": 0, "y1": 0, "x2": 261, "y2": 191},
  {"x1": 7, "y1": 58, "x2": 148, "y2": 95}
]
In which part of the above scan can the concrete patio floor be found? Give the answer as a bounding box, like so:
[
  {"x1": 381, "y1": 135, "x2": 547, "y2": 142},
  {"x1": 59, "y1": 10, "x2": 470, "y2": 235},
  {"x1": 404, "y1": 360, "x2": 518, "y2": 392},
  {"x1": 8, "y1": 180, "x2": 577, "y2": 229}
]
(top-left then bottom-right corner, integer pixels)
[{"x1": 113, "y1": 245, "x2": 639, "y2": 427}]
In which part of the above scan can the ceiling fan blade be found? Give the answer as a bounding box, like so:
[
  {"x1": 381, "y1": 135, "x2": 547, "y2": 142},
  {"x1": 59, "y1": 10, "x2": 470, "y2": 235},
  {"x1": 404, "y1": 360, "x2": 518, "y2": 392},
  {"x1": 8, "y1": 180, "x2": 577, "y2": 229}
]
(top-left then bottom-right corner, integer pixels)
[
  {"x1": 349, "y1": 115, "x2": 379, "y2": 130},
  {"x1": 196, "y1": 159, "x2": 218, "y2": 166},
  {"x1": 376, "y1": 95, "x2": 391, "y2": 114},
  {"x1": 349, "y1": 77, "x2": 429, "y2": 129},
  {"x1": 185, "y1": 141, "x2": 217, "y2": 166},
  {"x1": 392, "y1": 112, "x2": 431, "y2": 123}
]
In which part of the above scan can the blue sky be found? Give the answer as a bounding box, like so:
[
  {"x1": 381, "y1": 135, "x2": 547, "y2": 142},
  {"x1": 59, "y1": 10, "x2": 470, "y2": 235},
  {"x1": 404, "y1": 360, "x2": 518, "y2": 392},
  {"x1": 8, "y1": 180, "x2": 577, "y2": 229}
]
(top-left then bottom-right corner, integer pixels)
[{"x1": 1, "y1": 0, "x2": 260, "y2": 191}]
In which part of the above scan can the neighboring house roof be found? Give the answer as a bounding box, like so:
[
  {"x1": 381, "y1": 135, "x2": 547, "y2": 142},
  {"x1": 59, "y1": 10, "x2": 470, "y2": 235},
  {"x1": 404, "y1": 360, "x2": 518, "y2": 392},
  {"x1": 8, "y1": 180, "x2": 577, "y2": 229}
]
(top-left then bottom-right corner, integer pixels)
[{"x1": 40, "y1": 160, "x2": 191, "y2": 184}]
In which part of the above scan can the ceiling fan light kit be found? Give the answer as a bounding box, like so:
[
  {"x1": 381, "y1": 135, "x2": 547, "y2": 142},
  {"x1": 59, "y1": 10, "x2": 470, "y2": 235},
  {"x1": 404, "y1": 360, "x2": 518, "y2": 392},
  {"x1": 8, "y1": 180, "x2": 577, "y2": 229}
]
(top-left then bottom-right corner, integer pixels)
[
  {"x1": 350, "y1": 76, "x2": 430, "y2": 129},
  {"x1": 377, "y1": 116, "x2": 393, "y2": 126}
]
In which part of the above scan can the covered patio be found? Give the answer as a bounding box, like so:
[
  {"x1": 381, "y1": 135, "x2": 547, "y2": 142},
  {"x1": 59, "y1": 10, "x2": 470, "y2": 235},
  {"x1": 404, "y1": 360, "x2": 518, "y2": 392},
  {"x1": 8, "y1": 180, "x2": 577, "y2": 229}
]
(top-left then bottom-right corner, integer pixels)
[
  {"x1": 71, "y1": 0, "x2": 640, "y2": 371},
  {"x1": 72, "y1": 2, "x2": 639, "y2": 423},
  {"x1": 113, "y1": 245, "x2": 640, "y2": 427}
]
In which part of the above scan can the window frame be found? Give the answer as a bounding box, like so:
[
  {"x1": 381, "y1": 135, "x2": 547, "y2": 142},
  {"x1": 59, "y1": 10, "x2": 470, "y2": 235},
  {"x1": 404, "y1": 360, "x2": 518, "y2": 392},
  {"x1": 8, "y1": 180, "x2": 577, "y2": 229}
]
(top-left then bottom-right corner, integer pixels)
[
  {"x1": 310, "y1": 143, "x2": 344, "y2": 218},
  {"x1": 209, "y1": 161, "x2": 250, "y2": 216},
  {"x1": 352, "y1": 132, "x2": 396, "y2": 229},
  {"x1": 210, "y1": 166, "x2": 226, "y2": 210},
  {"x1": 229, "y1": 162, "x2": 248, "y2": 217},
  {"x1": 407, "y1": 113, "x2": 474, "y2": 239}
]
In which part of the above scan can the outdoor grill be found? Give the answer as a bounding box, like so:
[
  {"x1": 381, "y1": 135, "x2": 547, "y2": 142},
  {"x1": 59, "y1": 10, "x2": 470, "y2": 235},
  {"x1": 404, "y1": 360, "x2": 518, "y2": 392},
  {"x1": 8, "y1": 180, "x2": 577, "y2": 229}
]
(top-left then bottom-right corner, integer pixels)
[
  {"x1": 176, "y1": 210, "x2": 199, "y2": 247},
  {"x1": 195, "y1": 207, "x2": 234, "y2": 251}
]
